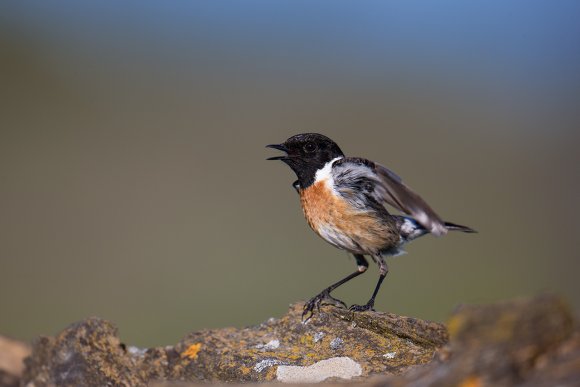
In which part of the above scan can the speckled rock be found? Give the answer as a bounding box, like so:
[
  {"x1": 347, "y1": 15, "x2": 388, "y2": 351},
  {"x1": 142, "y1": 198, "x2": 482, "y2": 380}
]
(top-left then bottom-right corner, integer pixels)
[
  {"x1": 21, "y1": 303, "x2": 446, "y2": 386},
  {"x1": 400, "y1": 294, "x2": 579, "y2": 387},
  {"x1": 169, "y1": 303, "x2": 445, "y2": 382},
  {"x1": 20, "y1": 295, "x2": 580, "y2": 386},
  {"x1": 22, "y1": 318, "x2": 144, "y2": 386}
]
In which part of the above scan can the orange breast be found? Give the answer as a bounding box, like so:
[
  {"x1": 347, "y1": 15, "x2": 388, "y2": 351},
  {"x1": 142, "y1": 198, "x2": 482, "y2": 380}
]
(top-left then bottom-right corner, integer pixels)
[{"x1": 299, "y1": 179, "x2": 397, "y2": 252}]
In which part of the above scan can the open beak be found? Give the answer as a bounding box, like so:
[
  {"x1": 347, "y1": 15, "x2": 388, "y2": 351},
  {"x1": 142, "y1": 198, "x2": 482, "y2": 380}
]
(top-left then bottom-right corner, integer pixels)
[{"x1": 266, "y1": 143, "x2": 289, "y2": 160}]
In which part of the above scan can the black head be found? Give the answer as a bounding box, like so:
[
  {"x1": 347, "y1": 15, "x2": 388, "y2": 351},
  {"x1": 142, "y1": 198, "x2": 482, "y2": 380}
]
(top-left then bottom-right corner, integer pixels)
[{"x1": 267, "y1": 133, "x2": 344, "y2": 188}]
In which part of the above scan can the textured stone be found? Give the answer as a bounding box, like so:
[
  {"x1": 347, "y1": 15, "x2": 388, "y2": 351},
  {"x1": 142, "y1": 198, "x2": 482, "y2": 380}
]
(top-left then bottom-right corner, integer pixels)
[
  {"x1": 276, "y1": 356, "x2": 362, "y2": 383},
  {"x1": 22, "y1": 318, "x2": 143, "y2": 386},
  {"x1": 21, "y1": 303, "x2": 445, "y2": 385},
  {"x1": 168, "y1": 302, "x2": 445, "y2": 382},
  {"x1": 0, "y1": 335, "x2": 31, "y2": 387},
  {"x1": 394, "y1": 294, "x2": 578, "y2": 387},
  {"x1": 19, "y1": 295, "x2": 580, "y2": 386}
]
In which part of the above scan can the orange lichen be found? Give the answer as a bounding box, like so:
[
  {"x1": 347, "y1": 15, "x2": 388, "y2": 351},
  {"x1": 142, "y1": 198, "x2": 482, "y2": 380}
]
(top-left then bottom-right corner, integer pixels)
[
  {"x1": 459, "y1": 375, "x2": 482, "y2": 387},
  {"x1": 182, "y1": 343, "x2": 202, "y2": 360}
]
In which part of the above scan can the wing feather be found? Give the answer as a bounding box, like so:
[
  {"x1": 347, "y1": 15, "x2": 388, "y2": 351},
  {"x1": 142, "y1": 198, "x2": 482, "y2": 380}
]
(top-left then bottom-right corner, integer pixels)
[
  {"x1": 332, "y1": 158, "x2": 447, "y2": 236},
  {"x1": 374, "y1": 163, "x2": 447, "y2": 236}
]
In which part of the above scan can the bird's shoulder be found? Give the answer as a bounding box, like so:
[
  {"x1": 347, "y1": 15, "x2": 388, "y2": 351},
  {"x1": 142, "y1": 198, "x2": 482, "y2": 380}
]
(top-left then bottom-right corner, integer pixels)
[
  {"x1": 332, "y1": 156, "x2": 376, "y2": 169},
  {"x1": 328, "y1": 157, "x2": 386, "y2": 211},
  {"x1": 330, "y1": 157, "x2": 381, "y2": 185}
]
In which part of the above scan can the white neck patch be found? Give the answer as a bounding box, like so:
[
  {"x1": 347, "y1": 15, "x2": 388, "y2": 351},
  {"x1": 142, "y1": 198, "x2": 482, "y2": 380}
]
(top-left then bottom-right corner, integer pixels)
[{"x1": 314, "y1": 156, "x2": 343, "y2": 184}]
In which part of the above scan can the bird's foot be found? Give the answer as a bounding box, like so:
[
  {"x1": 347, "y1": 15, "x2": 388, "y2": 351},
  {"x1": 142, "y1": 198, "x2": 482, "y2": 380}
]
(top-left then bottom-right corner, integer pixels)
[
  {"x1": 349, "y1": 300, "x2": 375, "y2": 312},
  {"x1": 302, "y1": 290, "x2": 347, "y2": 322}
]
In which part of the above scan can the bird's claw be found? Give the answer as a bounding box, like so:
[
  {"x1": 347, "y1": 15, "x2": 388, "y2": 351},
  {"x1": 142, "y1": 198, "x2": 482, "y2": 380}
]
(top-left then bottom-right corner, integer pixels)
[
  {"x1": 349, "y1": 302, "x2": 375, "y2": 312},
  {"x1": 302, "y1": 291, "x2": 347, "y2": 322}
]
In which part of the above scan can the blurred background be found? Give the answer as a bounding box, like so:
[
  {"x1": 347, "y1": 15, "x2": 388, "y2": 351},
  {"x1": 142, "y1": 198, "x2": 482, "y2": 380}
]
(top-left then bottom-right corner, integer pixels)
[{"x1": 1, "y1": 1, "x2": 579, "y2": 347}]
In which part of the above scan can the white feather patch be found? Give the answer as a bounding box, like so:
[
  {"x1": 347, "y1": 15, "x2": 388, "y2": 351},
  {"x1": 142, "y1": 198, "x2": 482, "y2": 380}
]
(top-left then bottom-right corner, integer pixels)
[
  {"x1": 401, "y1": 218, "x2": 417, "y2": 234},
  {"x1": 314, "y1": 157, "x2": 343, "y2": 186}
]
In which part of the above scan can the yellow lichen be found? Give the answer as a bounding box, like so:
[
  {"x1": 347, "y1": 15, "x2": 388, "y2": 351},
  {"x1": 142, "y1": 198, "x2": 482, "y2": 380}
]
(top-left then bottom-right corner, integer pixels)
[
  {"x1": 491, "y1": 312, "x2": 517, "y2": 342},
  {"x1": 300, "y1": 334, "x2": 317, "y2": 348},
  {"x1": 182, "y1": 343, "x2": 202, "y2": 360},
  {"x1": 446, "y1": 314, "x2": 465, "y2": 338}
]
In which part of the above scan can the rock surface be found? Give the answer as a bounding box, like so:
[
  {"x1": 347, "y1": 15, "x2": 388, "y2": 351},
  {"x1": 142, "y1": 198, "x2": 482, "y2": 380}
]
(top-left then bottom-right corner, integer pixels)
[
  {"x1": 0, "y1": 335, "x2": 31, "y2": 387},
  {"x1": 14, "y1": 294, "x2": 580, "y2": 386},
  {"x1": 396, "y1": 294, "x2": 579, "y2": 387},
  {"x1": 22, "y1": 303, "x2": 445, "y2": 385}
]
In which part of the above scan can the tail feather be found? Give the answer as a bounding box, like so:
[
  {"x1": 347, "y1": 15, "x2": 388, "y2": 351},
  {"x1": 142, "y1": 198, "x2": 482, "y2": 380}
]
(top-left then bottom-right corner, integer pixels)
[
  {"x1": 397, "y1": 216, "x2": 476, "y2": 244},
  {"x1": 444, "y1": 221, "x2": 477, "y2": 233}
]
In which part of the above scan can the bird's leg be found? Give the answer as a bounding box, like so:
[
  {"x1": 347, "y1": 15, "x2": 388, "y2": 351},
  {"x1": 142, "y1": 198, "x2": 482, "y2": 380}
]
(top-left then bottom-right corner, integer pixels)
[
  {"x1": 350, "y1": 255, "x2": 388, "y2": 312},
  {"x1": 302, "y1": 254, "x2": 368, "y2": 321}
]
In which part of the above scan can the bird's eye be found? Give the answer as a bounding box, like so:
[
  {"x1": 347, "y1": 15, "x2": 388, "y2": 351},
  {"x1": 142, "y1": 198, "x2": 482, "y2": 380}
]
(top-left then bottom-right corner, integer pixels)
[{"x1": 303, "y1": 142, "x2": 317, "y2": 153}]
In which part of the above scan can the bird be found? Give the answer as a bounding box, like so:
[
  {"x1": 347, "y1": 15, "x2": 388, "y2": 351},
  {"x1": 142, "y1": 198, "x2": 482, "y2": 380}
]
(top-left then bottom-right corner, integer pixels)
[{"x1": 267, "y1": 133, "x2": 476, "y2": 321}]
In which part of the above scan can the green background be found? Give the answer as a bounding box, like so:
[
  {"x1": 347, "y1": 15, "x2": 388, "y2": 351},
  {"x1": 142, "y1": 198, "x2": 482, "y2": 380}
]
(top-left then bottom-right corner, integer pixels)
[{"x1": 1, "y1": 2, "x2": 579, "y2": 347}]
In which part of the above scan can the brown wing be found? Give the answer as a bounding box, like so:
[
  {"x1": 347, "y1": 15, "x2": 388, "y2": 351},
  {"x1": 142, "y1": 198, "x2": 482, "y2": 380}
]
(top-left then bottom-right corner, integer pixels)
[{"x1": 374, "y1": 163, "x2": 447, "y2": 236}]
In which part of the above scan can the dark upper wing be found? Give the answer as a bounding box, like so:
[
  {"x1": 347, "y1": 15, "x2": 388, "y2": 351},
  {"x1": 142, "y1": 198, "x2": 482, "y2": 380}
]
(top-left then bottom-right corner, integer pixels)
[{"x1": 333, "y1": 157, "x2": 447, "y2": 236}]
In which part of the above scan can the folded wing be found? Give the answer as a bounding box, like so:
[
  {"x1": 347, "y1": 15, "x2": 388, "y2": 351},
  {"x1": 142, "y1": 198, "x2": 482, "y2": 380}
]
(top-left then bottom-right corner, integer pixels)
[
  {"x1": 374, "y1": 163, "x2": 447, "y2": 236},
  {"x1": 332, "y1": 158, "x2": 447, "y2": 236}
]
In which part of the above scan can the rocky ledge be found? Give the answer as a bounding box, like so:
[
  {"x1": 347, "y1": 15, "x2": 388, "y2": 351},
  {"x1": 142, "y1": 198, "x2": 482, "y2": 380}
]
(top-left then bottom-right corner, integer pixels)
[{"x1": 2, "y1": 294, "x2": 579, "y2": 386}]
